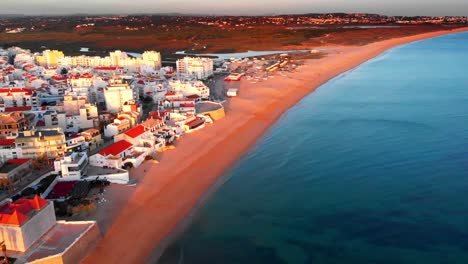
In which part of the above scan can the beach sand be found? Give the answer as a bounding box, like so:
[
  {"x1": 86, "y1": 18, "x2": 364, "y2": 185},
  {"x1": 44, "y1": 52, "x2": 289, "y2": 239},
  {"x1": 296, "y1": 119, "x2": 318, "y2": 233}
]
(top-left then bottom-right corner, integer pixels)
[{"x1": 82, "y1": 27, "x2": 468, "y2": 263}]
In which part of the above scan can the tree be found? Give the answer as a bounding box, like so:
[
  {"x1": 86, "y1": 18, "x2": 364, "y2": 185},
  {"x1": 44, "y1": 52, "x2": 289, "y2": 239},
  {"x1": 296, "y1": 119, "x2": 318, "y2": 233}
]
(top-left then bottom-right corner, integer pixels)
[
  {"x1": 123, "y1": 162, "x2": 134, "y2": 169},
  {"x1": 60, "y1": 68, "x2": 68, "y2": 76}
]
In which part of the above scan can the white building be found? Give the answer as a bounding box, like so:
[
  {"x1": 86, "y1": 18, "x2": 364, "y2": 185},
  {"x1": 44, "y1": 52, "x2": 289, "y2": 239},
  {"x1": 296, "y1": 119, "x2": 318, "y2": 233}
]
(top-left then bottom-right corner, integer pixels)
[
  {"x1": 114, "y1": 124, "x2": 156, "y2": 147},
  {"x1": 35, "y1": 50, "x2": 65, "y2": 67},
  {"x1": 176, "y1": 57, "x2": 214, "y2": 80},
  {"x1": 68, "y1": 74, "x2": 94, "y2": 88},
  {"x1": 89, "y1": 140, "x2": 134, "y2": 169},
  {"x1": 43, "y1": 110, "x2": 67, "y2": 132},
  {"x1": 0, "y1": 196, "x2": 55, "y2": 252},
  {"x1": 54, "y1": 152, "x2": 89, "y2": 179},
  {"x1": 140, "y1": 51, "x2": 162, "y2": 71},
  {"x1": 104, "y1": 117, "x2": 131, "y2": 138},
  {"x1": 0, "y1": 88, "x2": 37, "y2": 109},
  {"x1": 58, "y1": 95, "x2": 99, "y2": 132},
  {"x1": 67, "y1": 104, "x2": 99, "y2": 133},
  {"x1": 103, "y1": 84, "x2": 135, "y2": 113},
  {"x1": 15, "y1": 128, "x2": 67, "y2": 159},
  {"x1": 81, "y1": 128, "x2": 103, "y2": 151},
  {"x1": 0, "y1": 139, "x2": 18, "y2": 164},
  {"x1": 168, "y1": 79, "x2": 210, "y2": 99},
  {"x1": 65, "y1": 134, "x2": 88, "y2": 153},
  {"x1": 58, "y1": 50, "x2": 161, "y2": 72},
  {"x1": 0, "y1": 196, "x2": 101, "y2": 263}
]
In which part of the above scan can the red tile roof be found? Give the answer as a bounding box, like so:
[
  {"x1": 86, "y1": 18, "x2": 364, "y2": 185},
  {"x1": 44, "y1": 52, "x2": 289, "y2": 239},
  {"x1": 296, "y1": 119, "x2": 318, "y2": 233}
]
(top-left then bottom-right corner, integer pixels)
[
  {"x1": 0, "y1": 195, "x2": 48, "y2": 226},
  {"x1": 0, "y1": 139, "x2": 15, "y2": 146},
  {"x1": 7, "y1": 158, "x2": 31, "y2": 165},
  {"x1": 98, "y1": 140, "x2": 133, "y2": 156},
  {"x1": 185, "y1": 117, "x2": 205, "y2": 128},
  {"x1": 2, "y1": 210, "x2": 29, "y2": 226},
  {"x1": 30, "y1": 195, "x2": 48, "y2": 209},
  {"x1": 95, "y1": 66, "x2": 123, "y2": 70},
  {"x1": 166, "y1": 98, "x2": 196, "y2": 102},
  {"x1": 123, "y1": 125, "x2": 146, "y2": 138},
  {"x1": 4, "y1": 106, "x2": 33, "y2": 112},
  {"x1": 180, "y1": 103, "x2": 195, "y2": 108},
  {"x1": 148, "y1": 111, "x2": 167, "y2": 120},
  {"x1": 52, "y1": 75, "x2": 67, "y2": 81},
  {"x1": 0, "y1": 88, "x2": 33, "y2": 95}
]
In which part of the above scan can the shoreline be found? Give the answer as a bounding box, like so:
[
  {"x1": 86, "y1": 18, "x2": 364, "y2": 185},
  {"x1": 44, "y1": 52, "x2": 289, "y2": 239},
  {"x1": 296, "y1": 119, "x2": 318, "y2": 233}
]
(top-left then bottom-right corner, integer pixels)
[{"x1": 82, "y1": 27, "x2": 468, "y2": 263}]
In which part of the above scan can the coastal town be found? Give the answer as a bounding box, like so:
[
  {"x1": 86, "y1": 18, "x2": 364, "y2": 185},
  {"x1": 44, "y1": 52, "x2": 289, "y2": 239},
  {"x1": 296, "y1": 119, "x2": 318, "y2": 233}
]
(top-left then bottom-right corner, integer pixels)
[
  {"x1": 0, "y1": 43, "x2": 307, "y2": 263},
  {"x1": 0, "y1": 8, "x2": 466, "y2": 263}
]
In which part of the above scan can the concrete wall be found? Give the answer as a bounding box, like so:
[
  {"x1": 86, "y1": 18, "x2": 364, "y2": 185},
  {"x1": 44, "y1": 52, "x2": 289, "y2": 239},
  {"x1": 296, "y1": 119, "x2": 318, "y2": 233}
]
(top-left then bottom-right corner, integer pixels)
[
  {"x1": 200, "y1": 107, "x2": 225, "y2": 121},
  {"x1": 0, "y1": 149, "x2": 17, "y2": 164},
  {"x1": 85, "y1": 171, "x2": 129, "y2": 184},
  {"x1": 61, "y1": 222, "x2": 101, "y2": 264},
  {"x1": 21, "y1": 203, "x2": 56, "y2": 251},
  {"x1": 0, "y1": 224, "x2": 25, "y2": 252},
  {"x1": 28, "y1": 221, "x2": 101, "y2": 264},
  {"x1": 28, "y1": 255, "x2": 64, "y2": 264},
  {"x1": 0, "y1": 203, "x2": 55, "y2": 252}
]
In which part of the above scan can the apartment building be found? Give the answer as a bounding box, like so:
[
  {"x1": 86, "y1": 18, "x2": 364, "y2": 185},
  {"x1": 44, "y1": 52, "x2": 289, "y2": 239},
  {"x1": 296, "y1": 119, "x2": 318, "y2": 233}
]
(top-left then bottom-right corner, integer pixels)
[
  {"x1": 0, "y1": 112, "x2": 29, "y2": 138},
  {"x1": 176, "y1": 57, "x2": 214, "y2": 80},
  {"x1": 15, "y1": 128, "x2": 67, "y2": 159}
]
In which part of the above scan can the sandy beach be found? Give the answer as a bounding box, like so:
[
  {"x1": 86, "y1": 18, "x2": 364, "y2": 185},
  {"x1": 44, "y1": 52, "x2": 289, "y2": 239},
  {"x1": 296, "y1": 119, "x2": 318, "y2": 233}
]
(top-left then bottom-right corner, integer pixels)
[{"x1": 82, "y1": 27, "x2": 468, "y2": 263}]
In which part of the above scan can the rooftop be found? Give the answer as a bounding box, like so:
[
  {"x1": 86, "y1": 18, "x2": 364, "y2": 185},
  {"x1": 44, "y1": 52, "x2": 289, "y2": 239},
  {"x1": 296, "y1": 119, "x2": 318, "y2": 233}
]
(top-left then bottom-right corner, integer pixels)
[
  {"x1": 95, "y1": 66, "x2": 123, "y2": 70},
  {"x1": 98, "y1": 140, "x2": 133, "y2": 156},
  {"x1": 0, "y1": 159, "x2": 31, "y2": 174},
  {"x1": 0, "y1": 139, "x2": 15, "y2": 146},
  {"x1": 123, "y1": 125, "x2": 146, "y2": 138},
  {"x1": 0, "y1": 196, "x2": 48, "y2": 226},
  {"x1": 4, "y1": 106, "x2": 33, "y2": 112},
  {"x1": 141, "y1": 118, "x2": 164, "y2": 129},
  {"x1": 0, "y1": 113, "x2": 25, "y2": 124},
  {"x1": 13, "y1": 221, "x2": 97, "y2": 263},
  {"x1": 0, "y1": 88, "x2": 33, "y2": 95},
  {"x1": 17, "y1": 129, "x2": 64, "y2": 139}
]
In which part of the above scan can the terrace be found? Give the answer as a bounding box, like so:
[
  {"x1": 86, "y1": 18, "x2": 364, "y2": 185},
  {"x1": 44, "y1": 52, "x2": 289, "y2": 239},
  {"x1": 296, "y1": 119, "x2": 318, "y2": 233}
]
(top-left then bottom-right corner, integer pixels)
[
  {"x1": 45, "y1": 180, "x2": 91, "y2": 201},
  {"x1": 46, "y1": 181, "x2": 77, "y2": 200},
  {"x1": 9, "y1": 221, "x2": 100, "y2": 264},
  {"x1": 83, "y1": 166, "x2": 129, "y2": 184}
]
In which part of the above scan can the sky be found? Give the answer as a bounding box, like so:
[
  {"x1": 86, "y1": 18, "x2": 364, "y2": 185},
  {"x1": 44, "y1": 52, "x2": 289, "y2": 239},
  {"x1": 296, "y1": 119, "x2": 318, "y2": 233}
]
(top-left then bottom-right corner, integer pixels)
[{"x1": 3, "y1": 0, "x2": 468, "y2": 16}]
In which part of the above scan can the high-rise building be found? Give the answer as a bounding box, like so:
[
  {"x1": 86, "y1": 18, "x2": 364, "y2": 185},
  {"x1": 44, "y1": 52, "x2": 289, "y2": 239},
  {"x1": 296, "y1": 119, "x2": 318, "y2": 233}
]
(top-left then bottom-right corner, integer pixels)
[
  {"x1": 35, "y1": 50, "x2": 65, "y2": 67},
  {"x1": 103, "y1": 84, "x2": 135, "y2": 113},
  {"x1": 58, "y1": 50, "x2": 162, "y2": 72},
  {"x1": 176, "y1": 57, "x2": 214, "y2": 80}
]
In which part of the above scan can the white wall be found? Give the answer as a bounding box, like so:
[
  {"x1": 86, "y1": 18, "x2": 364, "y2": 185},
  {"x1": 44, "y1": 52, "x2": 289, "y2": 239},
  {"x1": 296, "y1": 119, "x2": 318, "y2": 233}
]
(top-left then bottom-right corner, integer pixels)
[{"x1": 0, "y1": 203, "x2": 55, "y2": 252}]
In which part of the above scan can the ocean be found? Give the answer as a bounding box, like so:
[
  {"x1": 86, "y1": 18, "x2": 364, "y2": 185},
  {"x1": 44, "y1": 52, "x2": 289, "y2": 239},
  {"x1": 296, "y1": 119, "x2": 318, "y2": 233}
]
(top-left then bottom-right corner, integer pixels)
[{"x1": 158, "y1": 31, "x2": 468, "y2": 264}]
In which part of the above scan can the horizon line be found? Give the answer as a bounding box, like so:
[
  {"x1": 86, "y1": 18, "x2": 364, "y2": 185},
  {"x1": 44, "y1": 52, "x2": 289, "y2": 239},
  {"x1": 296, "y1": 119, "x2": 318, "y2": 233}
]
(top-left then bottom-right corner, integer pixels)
[{"x1": 0, "y1": 12, "x2": 466, "y2": 18}]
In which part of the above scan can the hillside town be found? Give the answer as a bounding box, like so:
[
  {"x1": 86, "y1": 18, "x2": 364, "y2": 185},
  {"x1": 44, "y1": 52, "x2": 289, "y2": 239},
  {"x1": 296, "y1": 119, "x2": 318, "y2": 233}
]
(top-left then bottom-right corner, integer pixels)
[{"x1": 0, "y1": 46, "x2": 231, "y2": 263}]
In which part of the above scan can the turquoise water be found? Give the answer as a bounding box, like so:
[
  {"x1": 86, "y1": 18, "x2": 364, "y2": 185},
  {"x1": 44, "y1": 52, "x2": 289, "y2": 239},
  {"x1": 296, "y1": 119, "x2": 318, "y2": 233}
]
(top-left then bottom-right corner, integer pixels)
[{"x1": 159, "y1": 32, "x2": 468, "y2": 264}]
